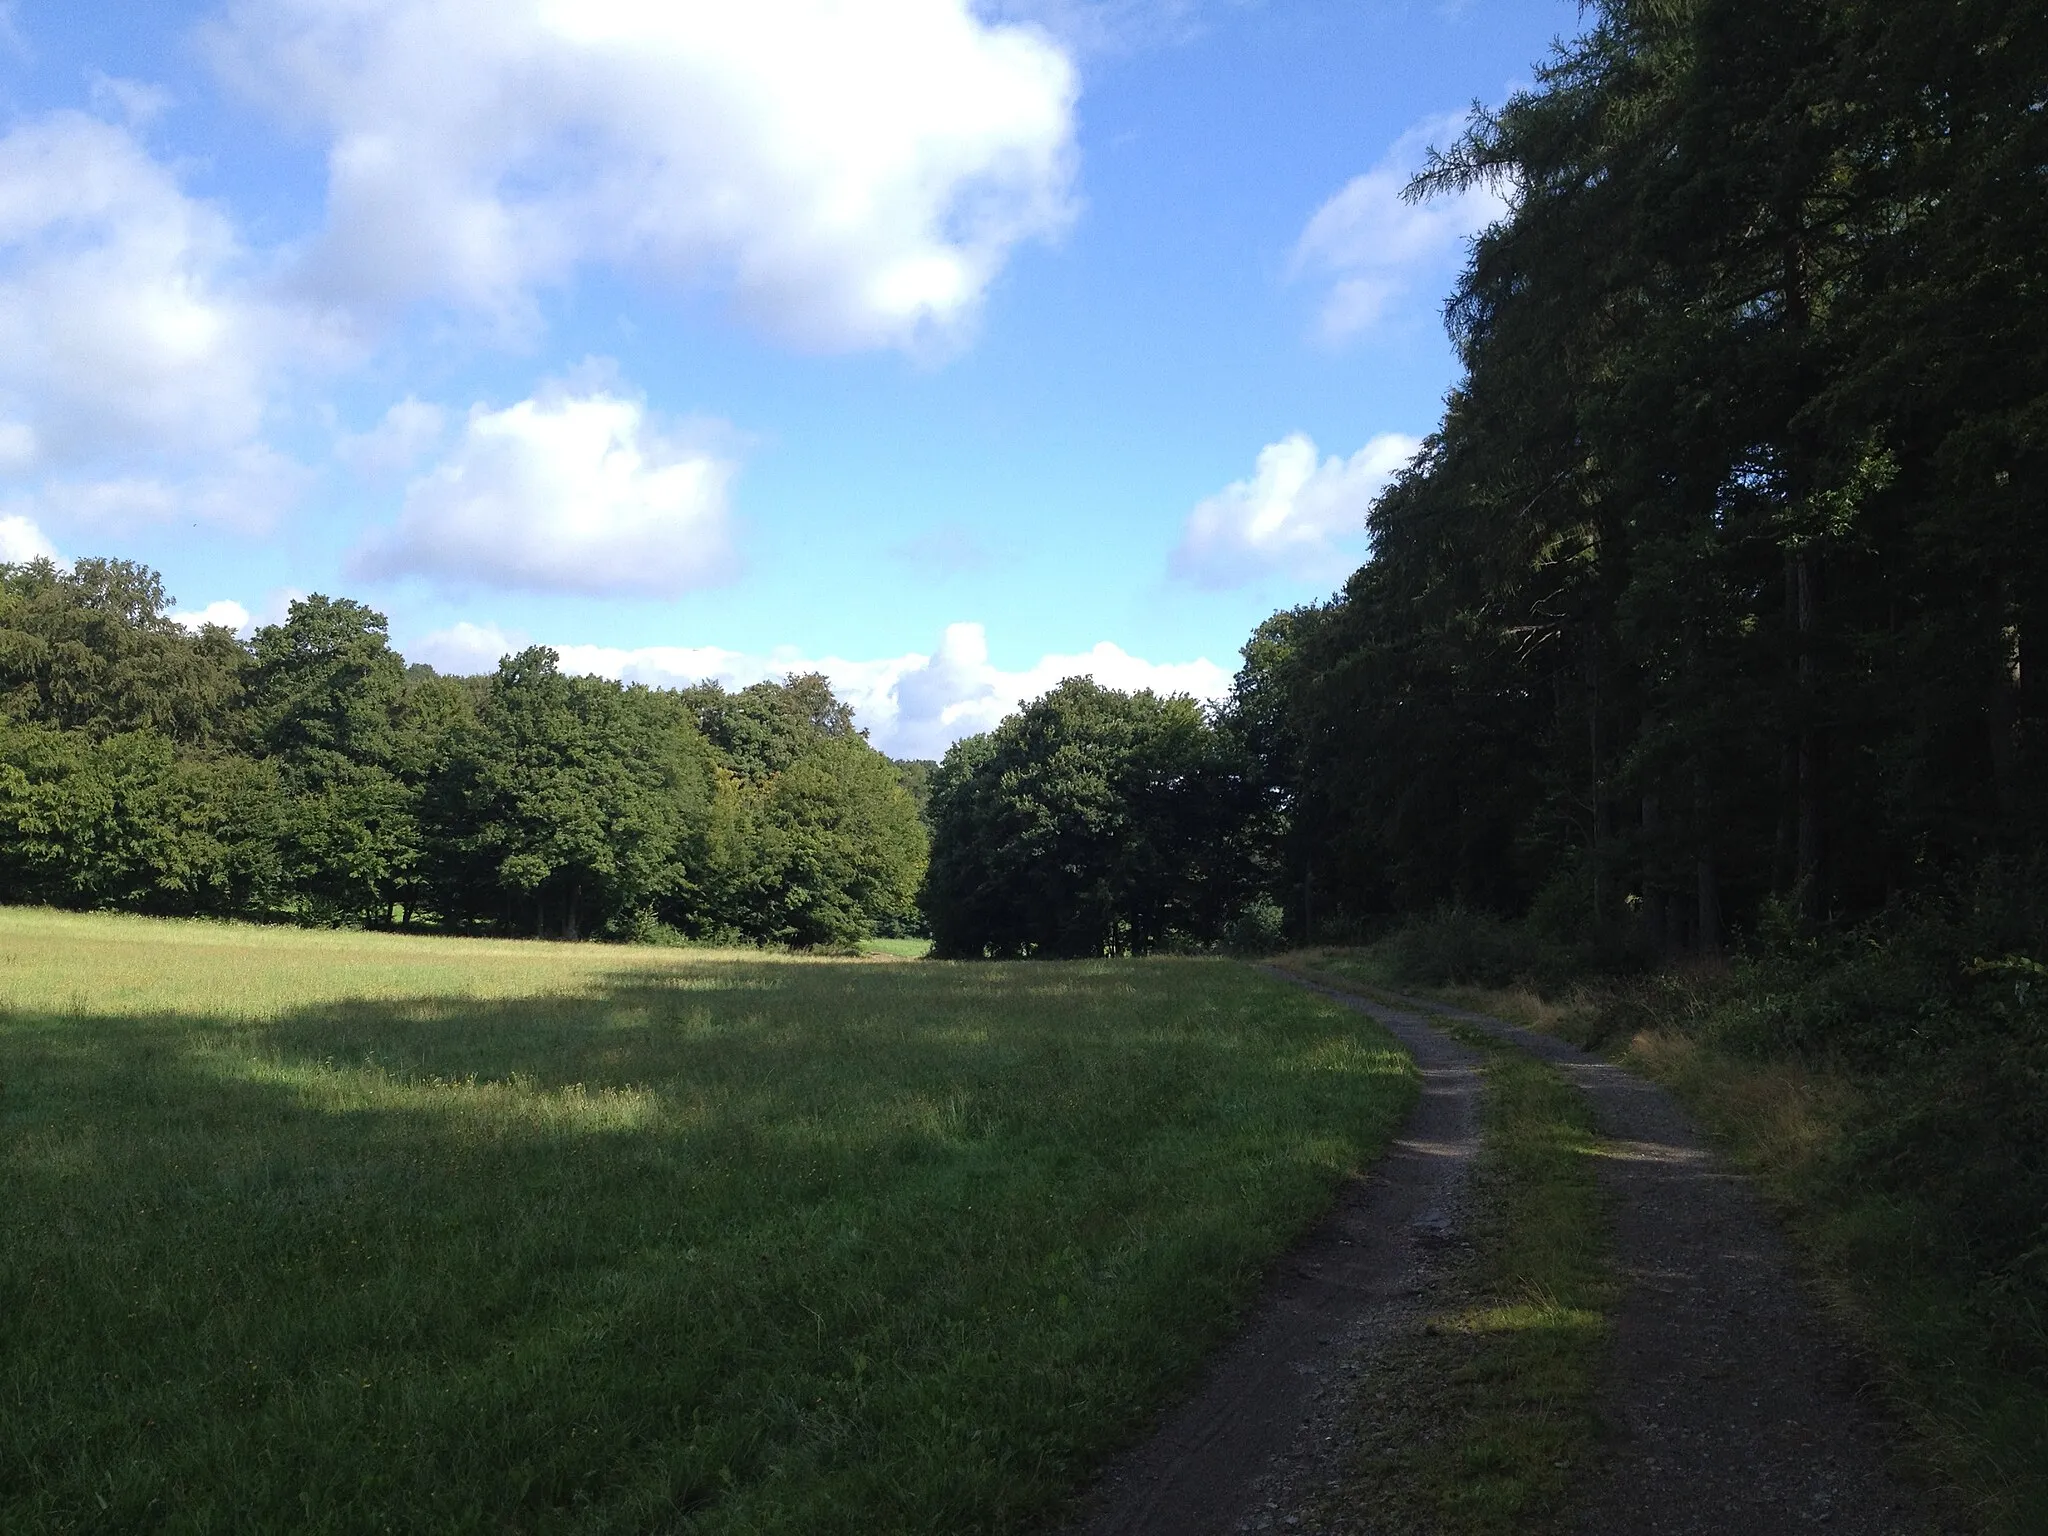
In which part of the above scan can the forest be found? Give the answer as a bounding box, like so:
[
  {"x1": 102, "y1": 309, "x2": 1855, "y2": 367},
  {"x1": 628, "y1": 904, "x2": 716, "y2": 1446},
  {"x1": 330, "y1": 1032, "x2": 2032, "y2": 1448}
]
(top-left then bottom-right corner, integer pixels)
[
  {"x1": 0, "y1": 558, "x2": 927, "y2": 949},
  {"x1": 934, "y1": 0, "x2": 2048, "y2": 959},
  {"x1": 922, "y1": 0, "x2": 2048, "y2": 1445}
]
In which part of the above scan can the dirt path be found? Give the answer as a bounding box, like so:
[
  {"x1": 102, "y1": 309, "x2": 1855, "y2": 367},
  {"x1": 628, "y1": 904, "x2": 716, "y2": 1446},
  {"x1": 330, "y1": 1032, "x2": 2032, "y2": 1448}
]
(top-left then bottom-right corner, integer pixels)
[
  {"x1": 1065, "y1": 974, "x2": 1959, "y2": 1536},
  {"x1": 1068, "y1": 981, "x2": 1484, "y2": 1535},
  {"x1": 1377, "y1": 989, "x2": 1956, "y2": 1535}
]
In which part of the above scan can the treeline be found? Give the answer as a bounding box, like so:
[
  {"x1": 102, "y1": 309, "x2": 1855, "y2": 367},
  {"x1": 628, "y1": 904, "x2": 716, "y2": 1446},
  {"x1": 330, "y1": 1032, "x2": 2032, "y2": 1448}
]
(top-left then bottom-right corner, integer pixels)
[
  {"x1": 1244, "y1": 0, "x2": 2048, "y2": 949},
  {"x1": 924, "y1": 0, "x2": 2047, "y2": 958},
  {"x1": 0, "y1": 559, "x2": 926, "y2": 947},
  {"x1": 922, "y1": 679, "x2": 1262, "y2": 958}
]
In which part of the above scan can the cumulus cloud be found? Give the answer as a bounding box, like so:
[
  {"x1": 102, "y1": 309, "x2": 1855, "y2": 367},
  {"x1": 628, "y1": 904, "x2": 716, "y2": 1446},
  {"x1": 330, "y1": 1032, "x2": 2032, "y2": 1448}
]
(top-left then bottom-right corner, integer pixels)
[
  {"x1": 1172, "y1": 431, "x2": 1418, "y2": 588},
  {"x1": 171, "y1": 598, "x2": 253, "y2": 634},
  {"x1": 208, "y1": 0, "x2": 1079, "y2": 350},
  {"x1": 860, "y1": 622, "x2": 1231, "y2": 757},
  {"x1": 353, "y1": 388, "x2": 737, "y2": 596},
  {"x1": 0, "y1": 512, "x2": 60, "y2": 564},
  {"x1": 409, "y1": 619, "x2": 1229, "y2": 758},
  {"x1": 0, "y1": 111, "x2": 324, "y2": 531},
  {"x1": 1292, "y1": 112, "x2": 1505, "y2": 343}
]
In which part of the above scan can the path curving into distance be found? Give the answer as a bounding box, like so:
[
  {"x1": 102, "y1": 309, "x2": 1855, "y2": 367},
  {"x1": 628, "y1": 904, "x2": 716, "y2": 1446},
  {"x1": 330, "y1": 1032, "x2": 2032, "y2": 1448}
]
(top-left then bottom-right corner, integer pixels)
[{"x1": 1065, "y1": 972, "x2": 1958, "y2": 1536}]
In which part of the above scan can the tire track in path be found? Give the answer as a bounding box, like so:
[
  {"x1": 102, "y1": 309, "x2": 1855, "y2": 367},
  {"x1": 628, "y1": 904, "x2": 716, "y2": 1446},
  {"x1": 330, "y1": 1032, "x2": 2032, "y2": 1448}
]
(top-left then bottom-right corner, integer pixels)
[
  {"x1": 1378, "y1": 990, "x2": 1957, "y2": 1535},
  {"x1": 1066, "y1": 973, "x2": 1960, "y2": 1535}
]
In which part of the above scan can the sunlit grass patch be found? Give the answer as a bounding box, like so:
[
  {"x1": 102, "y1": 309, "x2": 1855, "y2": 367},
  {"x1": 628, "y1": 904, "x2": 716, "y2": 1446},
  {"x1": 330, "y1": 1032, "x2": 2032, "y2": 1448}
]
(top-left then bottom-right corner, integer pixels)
[{"x1": 0, "y1": 909, "x2": 1414, "y2": 1533}]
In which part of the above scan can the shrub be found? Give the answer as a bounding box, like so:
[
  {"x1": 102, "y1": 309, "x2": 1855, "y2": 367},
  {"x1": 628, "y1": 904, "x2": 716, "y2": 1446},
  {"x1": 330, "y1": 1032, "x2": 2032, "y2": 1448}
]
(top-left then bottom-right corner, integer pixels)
[
  {"x1": 1225, "y1": 898, "x2": 1288, "y2": 955},
  {"x1": 1384, "y1": 904, "x2": 1541, "y2": 987}
]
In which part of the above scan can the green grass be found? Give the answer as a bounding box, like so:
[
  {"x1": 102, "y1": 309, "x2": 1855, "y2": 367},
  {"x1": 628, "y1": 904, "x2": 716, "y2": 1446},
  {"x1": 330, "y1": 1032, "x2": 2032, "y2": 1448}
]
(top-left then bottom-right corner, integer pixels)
[
  {"x1": 0, "y1": 909, "x2": 1415, "y2": 1534},
  {"x1": 860, "y1": 936, "x2": 933, "y2": 959},
  {"x1": 1280, "y1": 963, "x2": 1614, "y2": 1535},
  {"x1": 1408, "y1": 1021, "x2": 1614, "y2": 1532}
]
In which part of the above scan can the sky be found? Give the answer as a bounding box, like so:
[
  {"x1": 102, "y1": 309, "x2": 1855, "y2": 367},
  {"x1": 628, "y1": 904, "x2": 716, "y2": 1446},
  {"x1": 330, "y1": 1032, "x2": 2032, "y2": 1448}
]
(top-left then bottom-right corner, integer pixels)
[{"x1": 0, "y1": 0, "x2": 1577, "y2": 758}]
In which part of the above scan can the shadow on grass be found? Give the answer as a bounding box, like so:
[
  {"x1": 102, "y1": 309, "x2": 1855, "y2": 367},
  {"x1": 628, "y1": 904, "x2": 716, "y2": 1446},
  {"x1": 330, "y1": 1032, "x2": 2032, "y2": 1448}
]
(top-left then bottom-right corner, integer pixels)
[{"x1": 0, "y1": 958, "x2": 1413, "y2": 1536}]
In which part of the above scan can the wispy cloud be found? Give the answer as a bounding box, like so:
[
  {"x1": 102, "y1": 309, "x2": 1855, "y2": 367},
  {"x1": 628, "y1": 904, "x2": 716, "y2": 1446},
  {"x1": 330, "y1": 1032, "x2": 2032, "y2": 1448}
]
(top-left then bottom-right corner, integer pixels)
[{"x1": 1291, "y1": 111, "x2": 1504, "y2": 344}]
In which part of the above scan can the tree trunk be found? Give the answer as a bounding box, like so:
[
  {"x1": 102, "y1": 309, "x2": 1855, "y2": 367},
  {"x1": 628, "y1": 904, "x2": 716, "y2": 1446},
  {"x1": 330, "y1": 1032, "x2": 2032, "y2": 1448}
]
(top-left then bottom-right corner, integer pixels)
[
  {"x1": 1694, "y1": 764, "x2": 1721, "y2": 954},
  {"x1": 1990, "y1": 577, "x2": 2021, "y2": 823},
  {"x1": 1641, "y1": 793, "x2": 1667, "y2": 950},
  {"x1": 1795, "y1": 552, "x2": 1824, "y2": 926},
  {"x1": 1586, "y1": 622, "x2": 1606, "y2": 924}
]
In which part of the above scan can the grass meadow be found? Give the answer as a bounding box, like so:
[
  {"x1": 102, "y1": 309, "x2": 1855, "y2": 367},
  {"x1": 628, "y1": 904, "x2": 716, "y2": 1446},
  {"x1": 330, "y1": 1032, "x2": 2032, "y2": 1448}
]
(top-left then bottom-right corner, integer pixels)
[{"x1": 0, "y1": 910, "x2": 1414, "y2": 1534}]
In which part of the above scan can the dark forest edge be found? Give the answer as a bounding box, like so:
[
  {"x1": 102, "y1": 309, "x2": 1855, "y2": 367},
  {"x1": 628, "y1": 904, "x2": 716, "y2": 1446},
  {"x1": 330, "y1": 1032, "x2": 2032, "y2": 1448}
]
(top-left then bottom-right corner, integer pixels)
[{"x1": 926, "y1": 0, "x2": 2046, "y2": 1521}]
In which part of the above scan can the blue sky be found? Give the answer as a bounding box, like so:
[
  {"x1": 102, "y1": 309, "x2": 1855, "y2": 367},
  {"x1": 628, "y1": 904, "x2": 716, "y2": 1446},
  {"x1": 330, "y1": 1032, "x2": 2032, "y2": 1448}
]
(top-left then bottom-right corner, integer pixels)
[{"x1": 0, "y1": 0, "x2": 1575, "y2": 756}]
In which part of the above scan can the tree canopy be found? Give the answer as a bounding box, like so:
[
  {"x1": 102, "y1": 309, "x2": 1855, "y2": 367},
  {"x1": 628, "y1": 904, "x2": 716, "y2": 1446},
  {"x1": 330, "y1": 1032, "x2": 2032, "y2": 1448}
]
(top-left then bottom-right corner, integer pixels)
[
  {"x1": 0, "y1": 563, "x2": 927, "y2": 948},
  {"x1": 921, "y1": 679, "x2": 1256, "y2": 957}
]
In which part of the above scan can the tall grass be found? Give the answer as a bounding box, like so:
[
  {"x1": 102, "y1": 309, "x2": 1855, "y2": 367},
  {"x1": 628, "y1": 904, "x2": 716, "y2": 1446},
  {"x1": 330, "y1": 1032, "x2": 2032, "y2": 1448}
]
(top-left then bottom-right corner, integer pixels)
[{"x1": 0, "y1": 909, "x2": 1415, "y2": 1534}]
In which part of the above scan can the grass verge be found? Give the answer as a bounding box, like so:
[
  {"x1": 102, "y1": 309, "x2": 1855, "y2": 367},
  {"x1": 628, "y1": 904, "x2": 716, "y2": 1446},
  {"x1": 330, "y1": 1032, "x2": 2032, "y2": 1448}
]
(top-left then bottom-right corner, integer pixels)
[
  {"x1": 1285, "y1": 970, "x2": 1613, "y2": 1534},
  {"x1": 0, "y1": 909, "x2": 1415, "y2": 1534}
]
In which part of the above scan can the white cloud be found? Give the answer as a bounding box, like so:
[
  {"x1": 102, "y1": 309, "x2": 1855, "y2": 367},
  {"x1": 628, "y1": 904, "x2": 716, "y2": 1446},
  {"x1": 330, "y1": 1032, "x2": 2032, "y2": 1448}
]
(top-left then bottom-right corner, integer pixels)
[
  {"x1": 87, "y1": 73, "x2": 176, "y2": 127},
  {"x1": 208, "y1": 0, "x2": 1079, "y2": 350},
  {"x1": 1291, "y1": 112, "x2": 1505, "y2": 343},
  {"x1": 0, "y1": 111, "x2": 323, "y2": 530},
  {"x1": 408, "y1": 619, "x2": 1229, "y2": 758},
  {"x1": 13, "y1": 446, "x2": 314, "y2": 536},
  {"x1": 0, "y1": 512, "x2": 59, "y2": 564},
  {"x1": 171, "y1": 598, "x2": 253, "y2": 634},
  {"x1": 337, "y1": 396, "x2": 448, "y2": 478},
  {"x1": 1172, "y1": 430, "x2": 1419, "y2": 589},
  {"x1": 354, "y1": 388, "x2": 737, "y2": 596},
  {"x1": 410, "y1": 619, "x2": 526, "y2": 674}
]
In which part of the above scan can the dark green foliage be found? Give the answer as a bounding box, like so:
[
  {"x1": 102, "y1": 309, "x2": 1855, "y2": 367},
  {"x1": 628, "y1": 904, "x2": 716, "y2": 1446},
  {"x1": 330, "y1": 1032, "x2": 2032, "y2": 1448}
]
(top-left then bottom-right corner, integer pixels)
[
  {"x1": 922, "y1": 679, "x2": 1258, "y2": 957},
  {"x1": 1230, "y1": 8, "x2": 2048, "y2": 1495},
  {"x1": 1719, "y1": 872, "x2": 2048, "y2": 1360},
  {"x1": 680, "y1": 672, "x2": 857, "y2": 782},
  {"x1": 1241, "y1": 0, "x2": 2048, "y2": 947},
  {"x1": 0, "y1": 558, "x2": 246, "y2": 746},
  {"x1": 1381, "y1": 907, "x2": 1546, "y2": 991},
  {"x1": 0, "y1": 720, "x2": 285, "y2": 914},
  {"x1": 729, "y1": 733, "x2": 929, "y2": 949},
  {"x1": 0, "y1": 565, "x2": 926, "y2": 946}
]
